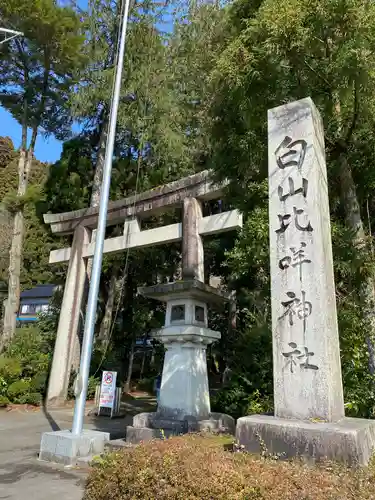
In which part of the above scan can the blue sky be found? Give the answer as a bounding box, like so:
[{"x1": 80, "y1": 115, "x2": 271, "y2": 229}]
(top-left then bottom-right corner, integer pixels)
[{"x1": 0, "y1": 108, "x2": 63, "y2": 162}]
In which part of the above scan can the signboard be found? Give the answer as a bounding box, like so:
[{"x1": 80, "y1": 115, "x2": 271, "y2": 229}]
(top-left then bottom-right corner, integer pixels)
[{"x1": 99, "y1": 371, "x2": 117, "y2": 411}]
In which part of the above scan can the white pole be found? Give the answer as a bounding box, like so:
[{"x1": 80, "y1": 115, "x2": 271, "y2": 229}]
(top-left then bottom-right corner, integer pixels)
[
  {"x1": 0, "y1": 28, "x2": 23, "y2": 45},
  {"x1": 71, "y1": 0, "x2": 132, "y2": 435}
]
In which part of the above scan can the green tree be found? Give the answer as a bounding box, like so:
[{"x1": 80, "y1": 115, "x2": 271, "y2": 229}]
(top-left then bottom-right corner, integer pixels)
[
  {"x1": 0, "y1": 0, "x2": 85, "y2": 347},
  {"x1": 206, "y1": 0, "x2": 375, "y2": 411},
  {"x1": 0, "y1": 137, "x2": 15, "y2": 169},
  {"x1": 0, "y1": 139, "x2": 64, "y2": 290},
  {"x1": 38, "y1": 1, "x2": 235, "y2": 396},
  {"x1": 166, "y1": 2, "x2": 228, "y2": 172}
]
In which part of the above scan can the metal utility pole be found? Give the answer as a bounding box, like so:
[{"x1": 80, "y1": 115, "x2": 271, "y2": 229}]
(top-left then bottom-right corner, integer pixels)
[
  {"x1": 71, "y1": 0, "x2": 132, "y2": 435},
  {"x1": 0, "y1": 28, "x2": 23, "y2": 45}
]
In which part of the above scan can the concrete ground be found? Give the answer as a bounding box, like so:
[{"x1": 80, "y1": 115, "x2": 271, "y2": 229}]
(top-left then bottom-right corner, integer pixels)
[{"x1": 0, "y1": 396, "x2": 155, "y2": 500}]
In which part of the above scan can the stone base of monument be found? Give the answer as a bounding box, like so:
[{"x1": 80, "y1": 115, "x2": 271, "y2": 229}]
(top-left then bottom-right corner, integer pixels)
[
  {"x1": 39, "y1": 429, "x2": 110, "y2": 466},
  {"x1": 126, "y1": 411, "x2": 235, "y2": 444},
  {"x1": 236, "y1": 415, "x2": 375, "y2": 465}
]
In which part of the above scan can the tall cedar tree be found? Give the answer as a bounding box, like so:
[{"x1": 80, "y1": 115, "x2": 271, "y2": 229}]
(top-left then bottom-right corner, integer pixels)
[
  {"x1": 0, "y1": 0, "x2": 85, "y2": 347},
  {"x1": 209, "y1": 0, "x2": 375, "y2": 376}
]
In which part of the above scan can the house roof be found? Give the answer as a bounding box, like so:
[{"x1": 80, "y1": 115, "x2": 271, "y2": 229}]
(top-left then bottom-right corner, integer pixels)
[{"x1": 20, "y1": 284, "x2": 56, "y2": 299}]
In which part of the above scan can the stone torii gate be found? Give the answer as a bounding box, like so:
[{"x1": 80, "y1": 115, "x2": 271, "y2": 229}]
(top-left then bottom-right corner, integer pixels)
[{"x1": 44, "y1": 170, "x2": 242, "y2": 406}]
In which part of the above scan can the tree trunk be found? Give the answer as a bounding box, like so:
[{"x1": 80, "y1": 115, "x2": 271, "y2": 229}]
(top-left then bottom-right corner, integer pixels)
[
  {"x1": 220, "y1": 291, "x2": 237, "y2": 384},
  {"x1": 139, "y1": 339, "x2": 147, "y2": 380},
  {"x1": 339, "y1": 152, "x2": 375, "y2": 374},
  {"x1": 86, "y1": 114, "x2": 108, "y2": 279},
  {"x1": 98, "y1": 267, "x2": 119, "y2": 346},
  {"x1": 150, "y1": 348, "x2": 155, "y2": 368},
  {"x1": 122, "y1": 268, "x2": 135, "y2": 393},
  {"x1": 0, "y1": 299, "x2": 5, "y2": 334},
  {"x1": 1, "y1": 149, "x2": 32, "y2": 349},
  {"x1": 124, "y1": 341, "x2": 135, "y2": 393}
]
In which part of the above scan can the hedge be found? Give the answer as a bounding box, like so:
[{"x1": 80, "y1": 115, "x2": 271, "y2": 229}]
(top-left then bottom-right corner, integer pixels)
[{"x1": 84, "y1": 434, "x2": 375, "y2": 500}]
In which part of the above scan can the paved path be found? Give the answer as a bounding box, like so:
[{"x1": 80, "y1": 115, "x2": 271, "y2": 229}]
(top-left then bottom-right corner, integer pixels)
[{"x1": 0, "y1": 396, "x2": 155, "y2": 500}]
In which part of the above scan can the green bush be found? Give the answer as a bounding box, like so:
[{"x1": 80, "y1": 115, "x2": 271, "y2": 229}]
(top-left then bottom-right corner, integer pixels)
[
  {"x1": 0, "y1": 395, "x2": 9, "y2": 407},
  {"x1": 0, "y1": 357, "x2": 22, "y2": 401},
  {"x1": 7, "y1": 379, "x2": 31, "y2": 402},
  {"x1": 6, "y1": 380, "x2": 41, "y2": 406},
  {"x1": 245, "y1": 390, "x2": 273, "y2": 416},
  {"x1": 20, "y1": 392, "x2": 42, "y2": 406},
  {"x1": 67, "y1": 374, "x2": 99, "y2": 401},
  {"x1": 6, "y1": 327, "x2": 50, "y2": 377},
  {"x1": 87, "y1": 376, "x2": 100, "y2": 400},
  {"x1": 1, "y1": 326, "x2": 54, "y2": 404},
  {"x1": 84, "y1": 434, "x2": 375, "y2": 500},
  {"x1": 30, "y1": 372, "x2": 48, "y2": 394},
  {"x1": 0, "y1": 356, "x2": 22, "y2": 381},
  {"x1": 212, "y1": 379, "x2": 273, "y2": 420},
  {"x1": 0, "y1": 376, "x2": 7, "y2": 397}
]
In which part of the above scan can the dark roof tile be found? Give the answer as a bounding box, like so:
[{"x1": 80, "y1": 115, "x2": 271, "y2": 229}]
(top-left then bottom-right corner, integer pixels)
[{"x1": 20, "y1": 284, "x2": 56, "y2": 299}]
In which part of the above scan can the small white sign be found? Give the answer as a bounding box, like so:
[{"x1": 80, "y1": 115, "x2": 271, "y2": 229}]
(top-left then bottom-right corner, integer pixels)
[{"x1": 99, "y1": 371, "x2": 117, "y2": 409}]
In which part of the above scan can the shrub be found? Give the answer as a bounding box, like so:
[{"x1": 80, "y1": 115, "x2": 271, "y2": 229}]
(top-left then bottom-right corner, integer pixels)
[
  {"x1": 84, "y1": 435, "x2": 375, "y2": 500},
  {"x1": 0, "y1": 376, "x2": 7, "y2": 396},
  {"x1": 1, "y1": 326, "x2": 54, "y2": 404},
  {"x1": 67, "y1": 374, "x2": 100, "y2": 401},
  {"x1": 0, "y1": 395, "x2": 9, "y2": 407},
  {"x1": 6, "y1": 379, "x2": 42, "y2": 406},
  {"x1": 6, "y1": 327, "x2": 50, "y2": 377},
  {"x1": 212, "y1": 381, "x2": 273, "y2": 420},
  {"x1": 0, "y1": 357, "x2": 23, "y2": 402},
  {"x1": 30, "y1": 372, "x2": 48, "y2": 395},
  {"x1": 20, "y1": 392, "x2": 42, "y2": 406},
  {"x1": 245, "y1": 390, "x2": 273, "y2": 416},
  {"x1": 0, "y1": 356, "x2": 22, "y2": 381},
  {"x1": 7, "y1": 379, "x2": 31, "y2": 403},
  {"x1": 87, "y1": 376, "x2": 100, "y2": 400}
]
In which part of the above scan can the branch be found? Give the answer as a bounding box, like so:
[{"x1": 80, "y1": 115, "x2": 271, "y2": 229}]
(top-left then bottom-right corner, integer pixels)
[
  {"x1": 30, "y1": 51, "x2": 51, "y2": 151},
  {"x1": 21, "y1": 96, "x2": 28, "y2": 150},
  {"x1": 345, "y1": 78, "x2": 359, "y2": 144},
  {"x1": 14, "y1": 38, "x2": 30, "y2": 77},
  {"x1": 303, "y1": 58, "x2": 331, "y2": 88}
]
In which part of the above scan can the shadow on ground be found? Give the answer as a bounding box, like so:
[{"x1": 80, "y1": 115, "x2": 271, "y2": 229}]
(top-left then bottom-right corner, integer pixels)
[
  {"x1": 42, "y1": 400, "x2": 60, "y2": 432},
  {"x1": 0, "y1": 459, "x2": 86, "y2": 487},
  {"x1": 89, "y1": 394, "x2": 157, "y2": 440}
]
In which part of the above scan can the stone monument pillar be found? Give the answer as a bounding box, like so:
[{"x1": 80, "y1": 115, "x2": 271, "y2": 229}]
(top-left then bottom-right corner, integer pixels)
[
  {"x1": 126, "y1": 197, "x2": 235, "y2": 442},
  {"x1": 269, "y1": 98, "x2": 344, "y2": 422},
  {"x1": 236, "y1": 97, "x2": 375, "y2": 465}
]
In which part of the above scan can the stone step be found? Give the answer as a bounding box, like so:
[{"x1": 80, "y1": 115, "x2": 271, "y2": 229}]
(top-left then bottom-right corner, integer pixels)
[
  {"x1": 132, "y1": 412, "x2": 189, "y2": 431},
  {"x1": 126, "y1": 426, "x2": 182, "y2": 444},
  {"x1": 149, "y1": 418, "x2": 189, "y2": 432},
  {"x1": 129, "y1": 411, "x2": 235, "y2": 440}
]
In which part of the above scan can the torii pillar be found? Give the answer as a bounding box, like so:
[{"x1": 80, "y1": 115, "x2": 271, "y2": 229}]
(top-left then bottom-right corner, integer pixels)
[{"x1": 47, "y1": 226, "x2": 91, "y2": 405}]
